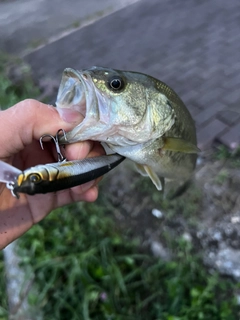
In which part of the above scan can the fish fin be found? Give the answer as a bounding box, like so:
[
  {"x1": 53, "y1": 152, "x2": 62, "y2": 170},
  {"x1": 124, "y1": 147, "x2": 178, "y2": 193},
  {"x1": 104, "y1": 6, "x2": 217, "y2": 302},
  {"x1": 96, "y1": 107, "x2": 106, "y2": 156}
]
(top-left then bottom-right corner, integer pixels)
[
  {"x1": 143, "y1": 165, "x2": 162, "y2": 191},
  {"x1": 134, "y1": 163, "x2": 148, "y2": 177},
  {"x1": 134, "y1": 163, "x2": 163, "y2": 191},
  {"x1": 160, "y1": 177, "x2": 165, "y2": 194},
  {"x1": 162, "y1": 137, "x2": 200, "y2": 154}
]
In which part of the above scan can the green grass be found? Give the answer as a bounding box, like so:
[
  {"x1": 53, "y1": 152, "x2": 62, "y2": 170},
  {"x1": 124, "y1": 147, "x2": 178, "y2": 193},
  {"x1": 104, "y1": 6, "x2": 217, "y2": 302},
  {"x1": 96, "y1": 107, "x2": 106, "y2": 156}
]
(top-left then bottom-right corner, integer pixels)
[
  {"x1": 17, "y1": 201, "x2": 239, "y2": 320},
  {"x1": 0, "y1": 52, "x2": 39, "y2": 110},
  {"x1": 215, "y1": 145, "x2": 240, "y2": 168}
]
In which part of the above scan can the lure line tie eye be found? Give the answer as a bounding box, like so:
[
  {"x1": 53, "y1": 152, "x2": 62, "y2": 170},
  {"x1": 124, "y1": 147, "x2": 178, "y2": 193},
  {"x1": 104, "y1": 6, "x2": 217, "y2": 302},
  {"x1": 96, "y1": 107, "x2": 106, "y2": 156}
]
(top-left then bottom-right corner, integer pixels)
[
  {"x1": 6, "y1": 181, "x2": 19, "y2": 199},
  {"x1": 39, "y1": 129, "x2": 67, "y2": 162}
]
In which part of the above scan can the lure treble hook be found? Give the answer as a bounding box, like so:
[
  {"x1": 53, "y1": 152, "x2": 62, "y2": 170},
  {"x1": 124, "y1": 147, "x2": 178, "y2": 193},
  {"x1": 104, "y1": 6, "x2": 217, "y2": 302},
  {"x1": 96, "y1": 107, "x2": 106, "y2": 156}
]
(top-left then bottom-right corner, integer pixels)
[{"x1": 39, "y1": 129, "x2": 67, "y2": 162}]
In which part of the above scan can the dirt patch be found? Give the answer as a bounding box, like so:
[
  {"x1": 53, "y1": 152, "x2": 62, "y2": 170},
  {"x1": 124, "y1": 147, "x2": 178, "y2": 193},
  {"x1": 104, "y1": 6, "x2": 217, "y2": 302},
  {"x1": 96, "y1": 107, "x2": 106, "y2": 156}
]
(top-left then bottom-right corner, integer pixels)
[{"x1": 102, "y1": 151, "x2": 240, "y2": 279}]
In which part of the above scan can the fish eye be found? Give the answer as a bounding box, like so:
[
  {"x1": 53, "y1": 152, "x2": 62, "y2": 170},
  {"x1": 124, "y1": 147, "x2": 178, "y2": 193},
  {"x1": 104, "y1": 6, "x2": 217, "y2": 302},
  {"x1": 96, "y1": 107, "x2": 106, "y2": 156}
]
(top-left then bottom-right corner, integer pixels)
[
  {"x1": 108, "y1": 76, "x2": 125, "y2": 91},
  {"x1": 29, "y1": 173, "x2": 42, "y2": 184}
]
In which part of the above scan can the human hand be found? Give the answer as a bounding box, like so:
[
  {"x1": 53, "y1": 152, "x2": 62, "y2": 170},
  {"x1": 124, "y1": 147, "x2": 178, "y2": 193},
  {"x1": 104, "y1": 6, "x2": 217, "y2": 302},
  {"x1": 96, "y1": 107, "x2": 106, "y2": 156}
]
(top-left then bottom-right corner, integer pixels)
[{"x1": 0, "y1": 99, "x2": 104, "y2": 249}]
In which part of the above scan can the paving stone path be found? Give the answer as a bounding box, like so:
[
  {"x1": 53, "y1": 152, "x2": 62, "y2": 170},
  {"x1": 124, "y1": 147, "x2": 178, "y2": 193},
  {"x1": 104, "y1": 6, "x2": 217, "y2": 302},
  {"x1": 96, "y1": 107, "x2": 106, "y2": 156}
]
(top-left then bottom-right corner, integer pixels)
[{"x1": 22, "y1": 0, "x2": 240, "y2": 150}]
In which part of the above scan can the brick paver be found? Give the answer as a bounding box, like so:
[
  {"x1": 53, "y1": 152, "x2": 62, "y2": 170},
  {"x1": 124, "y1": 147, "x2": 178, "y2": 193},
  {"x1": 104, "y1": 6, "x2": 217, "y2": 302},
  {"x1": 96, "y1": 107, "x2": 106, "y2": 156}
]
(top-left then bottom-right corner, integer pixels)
[{"x1": 24, "y1": 0, "x2": 240, "y2": 151}]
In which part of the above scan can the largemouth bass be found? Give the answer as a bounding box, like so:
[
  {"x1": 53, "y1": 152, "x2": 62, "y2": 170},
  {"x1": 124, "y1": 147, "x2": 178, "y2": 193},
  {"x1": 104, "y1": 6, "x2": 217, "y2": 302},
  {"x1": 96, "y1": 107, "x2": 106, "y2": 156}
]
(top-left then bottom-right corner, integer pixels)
[{"x1": 56, "y1": 67, "x2": 199, "y2": 190}]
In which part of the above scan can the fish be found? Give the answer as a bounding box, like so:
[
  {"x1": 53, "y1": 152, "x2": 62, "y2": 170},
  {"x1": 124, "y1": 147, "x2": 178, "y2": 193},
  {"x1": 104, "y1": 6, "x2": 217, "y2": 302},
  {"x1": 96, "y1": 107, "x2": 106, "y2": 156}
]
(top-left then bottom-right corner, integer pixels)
[
  {"x1": 56, "y1": 67, "x2": 199, "y2": 190},
  {"x1": 0, "y1": 154, "x2": 125, "y2": 197}
]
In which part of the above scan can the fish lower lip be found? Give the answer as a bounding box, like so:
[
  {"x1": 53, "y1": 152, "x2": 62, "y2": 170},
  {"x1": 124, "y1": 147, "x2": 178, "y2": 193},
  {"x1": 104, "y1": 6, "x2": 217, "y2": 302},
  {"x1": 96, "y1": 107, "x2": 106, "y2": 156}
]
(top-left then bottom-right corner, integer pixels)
[{"x1": 57, "y1": 89, "x2": 87, "y2": 122}]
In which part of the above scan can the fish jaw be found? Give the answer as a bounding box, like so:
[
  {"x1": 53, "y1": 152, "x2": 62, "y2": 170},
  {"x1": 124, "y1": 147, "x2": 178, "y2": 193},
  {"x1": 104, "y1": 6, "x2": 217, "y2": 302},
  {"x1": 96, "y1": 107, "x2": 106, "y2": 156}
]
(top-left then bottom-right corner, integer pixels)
[{"x1": 56, "y1": 68, "x2": 120, "y2": 142}]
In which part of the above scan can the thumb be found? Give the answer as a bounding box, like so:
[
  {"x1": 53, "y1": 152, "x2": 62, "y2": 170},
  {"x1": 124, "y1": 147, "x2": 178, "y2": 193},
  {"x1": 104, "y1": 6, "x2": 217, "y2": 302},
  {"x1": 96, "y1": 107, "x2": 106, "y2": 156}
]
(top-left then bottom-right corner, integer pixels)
[{"x1": 0, "y1": 99, "x2": 82, "y2": 158}]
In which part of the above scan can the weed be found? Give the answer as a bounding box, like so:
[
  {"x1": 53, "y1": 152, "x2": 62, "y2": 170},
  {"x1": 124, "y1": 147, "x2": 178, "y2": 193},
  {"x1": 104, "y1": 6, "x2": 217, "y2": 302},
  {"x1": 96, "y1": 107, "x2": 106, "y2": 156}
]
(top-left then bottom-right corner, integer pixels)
[
  {"x1": 214, "y1": 169, "x2": 230, "y2": 184},
  {"x1": 15, "y1": 201, "x2": 239, "y2": 320},
  {"x1": 0, "y1": 52, "x2": 39, "y2": 110},
  {"x1": 29, "y1": 39, "x2": 46, "y2": 49},
  {"x1": 72, "y1": 21, "x2": 81, "y2": 28},
  {"x1": 215, "y1": 145, "x2": 231, "y2": 160},
  {"x1": 215, "y1": 145, "x2": 240, "y2": 168}
]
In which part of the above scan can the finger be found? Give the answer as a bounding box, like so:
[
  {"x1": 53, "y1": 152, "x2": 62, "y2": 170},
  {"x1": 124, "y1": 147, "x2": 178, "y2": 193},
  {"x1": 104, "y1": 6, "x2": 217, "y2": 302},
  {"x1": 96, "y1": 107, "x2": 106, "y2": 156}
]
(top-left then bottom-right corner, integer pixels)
[
  {"x1": 0, "y1": 99, "x2": 83, "y2": 158},
  {"x1": 64, "y1": 140, "x2": 94, "y2": 160},
  {"x1": 70, "y1": 180, "x2": 96, "y2": 194},
  {"x1": 13, "y1": 140, "x2": 57, "y2": 169},
  {"x1": 26, "y1": 183, "x2": 99, "y2": 224},
  {"x1": 88, "y1": 142, "x2": 106, "y2": 157},
  {"x1": 55, "y1": 185, "x2": 99, "y2": 209},
  {"x1": 64, "y1": 141, "x2": 106, "y2": 161},
  {"x1": 70, "y1": 176, "x2": 102, "y2": 195}
]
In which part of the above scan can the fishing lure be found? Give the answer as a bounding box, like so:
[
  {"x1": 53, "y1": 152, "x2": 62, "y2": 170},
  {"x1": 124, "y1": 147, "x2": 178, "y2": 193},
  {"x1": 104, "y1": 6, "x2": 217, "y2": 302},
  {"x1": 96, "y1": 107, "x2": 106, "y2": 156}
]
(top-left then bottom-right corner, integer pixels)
[{"x1": 0, "y1": 130, "x2": 125, "y2": 198}]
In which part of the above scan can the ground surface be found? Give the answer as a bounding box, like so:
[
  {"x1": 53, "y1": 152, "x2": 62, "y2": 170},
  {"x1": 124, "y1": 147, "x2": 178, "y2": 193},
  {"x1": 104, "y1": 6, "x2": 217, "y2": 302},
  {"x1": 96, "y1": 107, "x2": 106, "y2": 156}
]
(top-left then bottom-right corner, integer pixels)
[
  {"x1": 0, "y1": 0, "x2": 138, "y2": 55},
  {"x1": 103, "y1": 152, "x2": 240, "y2": 280},
  {"x1": 1, "y1": 0, "x2": 240, "y2": 280}
]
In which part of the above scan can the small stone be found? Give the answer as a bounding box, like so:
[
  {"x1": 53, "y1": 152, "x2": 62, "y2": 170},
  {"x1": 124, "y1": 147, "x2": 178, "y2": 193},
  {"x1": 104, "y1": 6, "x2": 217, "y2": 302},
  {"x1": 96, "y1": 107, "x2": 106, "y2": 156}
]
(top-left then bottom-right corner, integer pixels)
[
  {"x1": 231, "y1": 216, "x2": 240, "y2": 224},
  {"x1": 151, "y1": 241, "x2": 170, "y2": 260},
  {"x1": 182, "y1": 232, "x2": 192, "y2": 242},
  {"x1": 151, "y1": 208, "x2": 163, "y2": 218}
]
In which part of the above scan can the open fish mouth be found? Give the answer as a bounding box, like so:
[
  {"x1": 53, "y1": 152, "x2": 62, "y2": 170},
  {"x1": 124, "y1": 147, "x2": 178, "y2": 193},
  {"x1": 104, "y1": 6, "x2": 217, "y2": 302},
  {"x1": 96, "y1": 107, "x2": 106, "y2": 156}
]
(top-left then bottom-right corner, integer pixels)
[
  {"x1": 55, "y1": 67, "x2": 115, "y2": 143},
  {"x1": 56, "y1": 68, "x2": 96, "y2": 122}
]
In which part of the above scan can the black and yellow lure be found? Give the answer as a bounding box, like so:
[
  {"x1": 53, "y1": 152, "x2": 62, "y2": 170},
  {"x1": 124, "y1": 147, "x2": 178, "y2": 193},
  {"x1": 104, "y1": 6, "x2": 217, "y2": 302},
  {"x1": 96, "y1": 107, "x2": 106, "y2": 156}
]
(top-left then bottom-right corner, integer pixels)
[{"x1": 0, "y1": 154, "x2": 124, "y2": 198}]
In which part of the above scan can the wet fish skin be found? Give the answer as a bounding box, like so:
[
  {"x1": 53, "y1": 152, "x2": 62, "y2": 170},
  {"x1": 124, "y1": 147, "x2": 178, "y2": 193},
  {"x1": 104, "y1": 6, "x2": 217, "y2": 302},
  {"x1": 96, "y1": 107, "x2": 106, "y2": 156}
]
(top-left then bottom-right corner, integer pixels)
[{"x1": 56, "y1": 67, "x2": 198, "y2": 190}]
